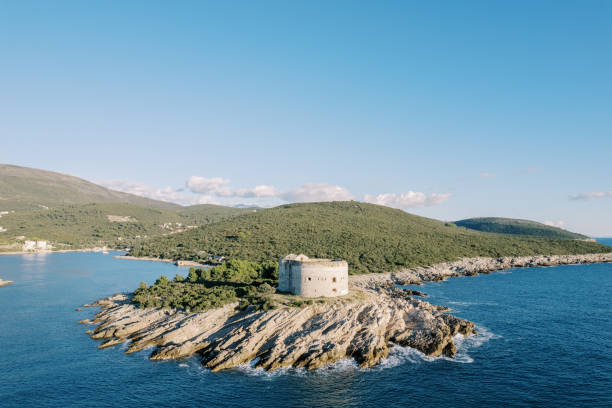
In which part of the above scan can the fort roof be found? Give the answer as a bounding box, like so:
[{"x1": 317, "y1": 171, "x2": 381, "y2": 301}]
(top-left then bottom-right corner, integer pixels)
[{"x1": 281, "y1": 254, "x2": 347, "y2": 264}]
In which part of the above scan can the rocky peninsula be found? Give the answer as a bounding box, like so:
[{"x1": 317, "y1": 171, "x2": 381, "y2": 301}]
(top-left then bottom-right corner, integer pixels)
[{"x1": 83, "y1": 253, "x2": 612, "y2": 372}]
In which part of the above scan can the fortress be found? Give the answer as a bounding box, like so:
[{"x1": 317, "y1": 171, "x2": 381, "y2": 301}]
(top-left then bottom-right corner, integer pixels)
[{"x1": 278, "y1": 254, "x2": 349, "y2": 297}]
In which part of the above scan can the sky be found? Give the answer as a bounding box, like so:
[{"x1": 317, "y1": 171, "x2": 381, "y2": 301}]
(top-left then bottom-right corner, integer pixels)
[{"x1": 1, "y1": 1, "x2": 611, "y2": 236}]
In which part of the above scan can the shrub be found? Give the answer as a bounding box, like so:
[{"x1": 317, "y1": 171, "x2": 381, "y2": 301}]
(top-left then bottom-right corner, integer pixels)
[
  {"x1": 257, "y1": 283, "x2": 275, "y2": 295},
  {"x1": 132, "y1": 260, "x2": 281, "y2": 313}
]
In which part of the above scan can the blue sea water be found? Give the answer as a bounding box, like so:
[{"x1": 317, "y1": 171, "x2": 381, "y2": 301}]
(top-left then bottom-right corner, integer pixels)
[
  {"x1": 1, "y1": 250, "x2": 611, "y2": 408},
  {"x1": 597, "y1": 237, "x2": 612, "y2": 247}
]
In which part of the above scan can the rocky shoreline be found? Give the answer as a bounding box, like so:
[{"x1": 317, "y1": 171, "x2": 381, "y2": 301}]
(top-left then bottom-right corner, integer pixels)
[
  {"x1": 82, "y1": 253, "x2": 612, "y2": 372},
  {"x1": 351, "y1": 253, "x2": 612, "y2": 289}
]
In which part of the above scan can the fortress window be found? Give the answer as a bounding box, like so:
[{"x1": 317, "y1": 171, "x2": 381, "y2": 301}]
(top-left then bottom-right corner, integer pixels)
[
  {"x1": 308, "y1": 277, "x2": 311, "y2": 281},
  {"x1": 332, "y1": 277, "x2": 337, "y2": 283},
  {"x1": 332, "y1": 288, "x2": 337, "y2": 293}
]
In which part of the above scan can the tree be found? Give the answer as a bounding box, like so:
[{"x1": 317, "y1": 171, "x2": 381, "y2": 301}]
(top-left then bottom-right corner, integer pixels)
[
  {"x1": 155, "y1": 275, "x2": 169, "y2": 286},
  {"x1": 187, "y1": 269, "x2": 199, "y2": 283}
]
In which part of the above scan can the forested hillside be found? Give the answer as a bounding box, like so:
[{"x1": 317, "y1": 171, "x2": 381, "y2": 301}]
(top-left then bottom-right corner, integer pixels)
[
  {"x1": 0, "y1": 203, "x2": 249, "y2": 250},
  {"x1": 130, "y1": 202, "x2": 610, "y2": 274},
  {"x1": 454, "y1": 217, "x2": 588, "y2": 240}
]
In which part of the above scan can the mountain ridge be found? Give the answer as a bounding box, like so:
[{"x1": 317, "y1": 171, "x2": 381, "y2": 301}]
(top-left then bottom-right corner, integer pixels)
[{"x1": 0, "y1": 164, "x2": 179, "y2": 210}]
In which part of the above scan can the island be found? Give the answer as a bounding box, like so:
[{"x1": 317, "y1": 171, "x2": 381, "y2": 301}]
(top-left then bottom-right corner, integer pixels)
[{"x1": 82, "y1": 252, "x2": 612, "y2": 372}]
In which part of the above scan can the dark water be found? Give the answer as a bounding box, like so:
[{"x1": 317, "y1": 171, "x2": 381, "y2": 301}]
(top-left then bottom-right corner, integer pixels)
[{"x1": 1, "y1": 250, "x2": 611, "y2": 408}]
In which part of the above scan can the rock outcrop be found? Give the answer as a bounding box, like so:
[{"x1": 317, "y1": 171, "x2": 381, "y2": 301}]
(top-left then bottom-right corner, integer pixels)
[
  {"x1": 85, "y1": 287, "x2": 474, "y2": 372},
  {"x1": 83, "y1": 253, "x2": 612, "y2": 372}
]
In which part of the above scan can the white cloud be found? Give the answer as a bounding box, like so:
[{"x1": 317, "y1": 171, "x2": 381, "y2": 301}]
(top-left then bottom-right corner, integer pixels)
[
  {"x1": 569, "y1": 191, "x2": 612, "y2": 200},
  {"x1": 235, "y1": 185, "x2": 279, "y2": 198},
  {"x1": 186, "y1": 176, "x2": 231, "y2": 195},
  {"x1": 195, "y1": 195, "x2": 222, "y2": 205},
  {"x1": 479, "y1": 172, "x2": 496, "y2": 178},
  {"x1": 544, "y1": 220, "x2": 566, "y2": 228},
  {"x1": 364, "y1": 191, "x2": 452, "y2": 209},
  {"x1": 100, "y1": 176, "x2": 449, "y2": 211},
  {"x1": 281, "y1": 183, "x2": 355, "y2": 202},
  {"x1": 185, "y1": 177, "x2": 355, "y2": 203},
  {"x1": 99, "y1": 180, "x2": 195, "y2": 205}
]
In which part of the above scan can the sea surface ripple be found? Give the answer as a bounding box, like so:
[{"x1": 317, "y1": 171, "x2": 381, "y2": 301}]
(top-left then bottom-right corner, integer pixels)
[{"x1": 0, "y1": 248, "x2": 611, "y2": 407}]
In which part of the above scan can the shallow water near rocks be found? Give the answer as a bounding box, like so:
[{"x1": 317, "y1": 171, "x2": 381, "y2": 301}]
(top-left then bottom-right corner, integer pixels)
[{"x1": 1, "y1": 250, "x2": 611, "y2": 407}]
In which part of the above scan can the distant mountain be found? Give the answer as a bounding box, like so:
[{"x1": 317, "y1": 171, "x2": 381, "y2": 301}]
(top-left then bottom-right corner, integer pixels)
[
  {"x1": 0, "y1": 164, "x2": 179, "y2": 211},
  {"x1": 454, "y1": 217, "x2": 588, "y2": 240},
  {"x1": 129, "y1": 202, "x2": 609, "y2": 274},
  {"x1": 232, "y1": 204, "x2": 262, "y2": 209}
]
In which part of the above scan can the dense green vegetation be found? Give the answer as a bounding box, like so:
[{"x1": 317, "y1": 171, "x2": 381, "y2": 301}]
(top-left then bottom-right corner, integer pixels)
[
  {"x1": 0, "y1": 164, "x2": 178, "y2": 210},
  {"x1": 454, "y1": 217, "x2": 588, "y2": 240},
  {"x1": 130, "y1": 202, "x2": 611, "y2": 274},
  {"x1": 0, "y1": 164, "x2": 253, "y2": 251},
  {"x1": 0, "y1": 202, "x2": 249, "y2": 250},
  {"x1": 131, "y1": 259, "x2": 279, "y2": 312}
]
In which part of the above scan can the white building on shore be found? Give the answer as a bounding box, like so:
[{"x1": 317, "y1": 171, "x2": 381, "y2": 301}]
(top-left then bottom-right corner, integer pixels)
[{"x1": 23, "y1": 240, "x2": 51, "y2": 251}]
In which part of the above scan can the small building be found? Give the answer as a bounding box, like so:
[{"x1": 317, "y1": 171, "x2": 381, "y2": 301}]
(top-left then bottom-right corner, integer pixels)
[
  {"x1": 23, "y1": 240, "x2": 50, "y2": 251},
  {"x1": 278, "y1": 254, "x2": 349, "y2": 298}
]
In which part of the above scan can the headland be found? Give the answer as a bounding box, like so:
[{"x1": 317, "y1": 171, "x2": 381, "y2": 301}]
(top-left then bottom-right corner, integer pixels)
[{"x1": 81, "y1": 252, "x2": 612, "y2": 372}]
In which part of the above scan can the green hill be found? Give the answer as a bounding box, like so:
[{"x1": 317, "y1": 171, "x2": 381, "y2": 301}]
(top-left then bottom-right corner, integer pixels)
[
  {"x1": 0, "y1": 164, "x2": 179, "y2": 211},
  {"x1": 454, "y1": 217, "x2": 588, "y2": 240},
  {"x1": 0, "y1": 202, "x2": 250, "y2": 250},
  {"x1": 0, "y1": 165, "x2": 252, "y2": 251},
  {"x1": 175, "y1": 204, "x2": 257, "y2": 220},
  {"x1": 129, "y1": 201, "x2": 610, "y2": 274}
]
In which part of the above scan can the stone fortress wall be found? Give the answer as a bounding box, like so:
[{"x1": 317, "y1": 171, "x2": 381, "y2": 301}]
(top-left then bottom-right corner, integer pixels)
[{"x1": 278, "y1": 254, "x2": 349, "y2": 297}]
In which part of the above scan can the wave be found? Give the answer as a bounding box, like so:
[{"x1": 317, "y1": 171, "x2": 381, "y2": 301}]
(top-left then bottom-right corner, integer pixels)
[
  {"x1": 446, "y1": 300, "x2": 499, "y2": 307},
  {"x1": 451, "y1": 325, "x2": 500, "y2": 361},
  {"x1": 377, "y1": 325, "x2": 500, "y2": 367},
  {"x1": 119, "y1": 340, "x2": 131, "y2": 351},
  {"x1": 233, "y1": 357, "x2": 364, "y2": 378},
  {"x1": 173, "y1": 325, "x2": 501, "y2": 377},
  {"x1": 446, "y1": 301, "x2": 479, "y2": 306}
]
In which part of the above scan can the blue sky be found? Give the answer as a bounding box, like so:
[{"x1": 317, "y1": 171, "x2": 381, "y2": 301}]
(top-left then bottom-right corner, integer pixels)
[{"x1": 1, "y1": 1, "x2": 611, "y2": 235}]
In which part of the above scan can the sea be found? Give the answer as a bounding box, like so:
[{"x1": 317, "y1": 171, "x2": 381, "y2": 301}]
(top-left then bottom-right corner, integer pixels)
[{"x1": 1, "y1": 240, "x2": 611, "y2": 408}]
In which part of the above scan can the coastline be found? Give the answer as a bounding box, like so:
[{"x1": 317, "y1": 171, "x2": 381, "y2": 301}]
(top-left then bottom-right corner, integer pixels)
[
  {"x1": 81, "y1": 252, "x2": 612, "y2": 372},
  {"x1": 350, "y1": 252, "x2": 612, "y2": 288},
  {"x1": 0, "y1": 248, "x2": 111, "y2": 256},
  {"x1": 114, "y1": 255, "x2": 210, "y2": 268},
  {"x1": 0, "y1": 250, "x2": 211, "y2": 268}
]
